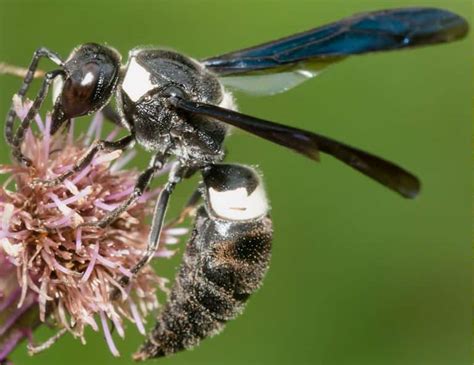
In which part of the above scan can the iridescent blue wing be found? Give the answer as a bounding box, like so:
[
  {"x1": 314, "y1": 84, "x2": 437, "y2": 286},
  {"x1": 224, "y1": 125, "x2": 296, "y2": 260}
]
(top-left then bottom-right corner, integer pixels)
[{"x1": 203, "y1": 7, "x2": 468, "y2": 94}]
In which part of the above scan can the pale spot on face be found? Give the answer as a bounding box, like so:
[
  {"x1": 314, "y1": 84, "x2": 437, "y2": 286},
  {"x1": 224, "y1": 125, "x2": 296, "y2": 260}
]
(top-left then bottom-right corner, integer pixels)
[
  {"x1": 80, "y1": 71, "x2": 95, "y2": 86},
  {"x1": 122, "y1": 57, "x2": 155, "y2": 102},
  {"x1": 208, "y1": 185, "x2": 268, "y2": 221}
]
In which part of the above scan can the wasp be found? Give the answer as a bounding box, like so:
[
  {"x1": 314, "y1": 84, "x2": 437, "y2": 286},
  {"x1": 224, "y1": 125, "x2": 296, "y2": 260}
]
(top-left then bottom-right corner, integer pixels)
[{"x1": 2, "y1": 7, "x2": 468, "y2": 360}]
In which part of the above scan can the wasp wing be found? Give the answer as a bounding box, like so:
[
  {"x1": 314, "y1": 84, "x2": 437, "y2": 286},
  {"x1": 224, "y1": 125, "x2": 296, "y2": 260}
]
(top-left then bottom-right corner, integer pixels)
[
  {"x1": 203, "y1": 7, "x2": 468, "y2": 94},
  {"x1": 218, "y1": 65, "x2": 329, "y2": 96},
  {"x1": 170, "y1": 97, "x2": 420, "y2": 199}
]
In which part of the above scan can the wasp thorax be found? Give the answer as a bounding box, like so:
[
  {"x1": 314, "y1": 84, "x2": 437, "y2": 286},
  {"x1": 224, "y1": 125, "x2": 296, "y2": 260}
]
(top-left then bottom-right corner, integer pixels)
[{"x1": 202, "y1": 164, "x2": 269, "y2": 221}]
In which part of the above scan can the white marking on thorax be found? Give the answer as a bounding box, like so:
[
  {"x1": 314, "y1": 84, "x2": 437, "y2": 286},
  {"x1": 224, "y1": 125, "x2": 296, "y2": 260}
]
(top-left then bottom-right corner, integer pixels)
[
  {"x1": 219, "y1": 89, "x2": 237, "y2": 111},
  {"x1": 208, "y1": 185, "x2": 268, "y2": 221},
  {"x1": 81, "y1": 71, "x2": 95, "y2": 86},
  {"x1": 122, "y1": 57, "x2": 155, "y2": 102}
]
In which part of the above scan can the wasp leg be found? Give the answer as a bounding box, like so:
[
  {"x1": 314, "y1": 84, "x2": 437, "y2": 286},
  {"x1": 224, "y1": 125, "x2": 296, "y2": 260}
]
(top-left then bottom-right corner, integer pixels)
[
  {"x1": 34, "y1": 134, "x2": 135, "y2": 187},
  {"x1": 116, "y1": 162, "x2": 185, "y2": 291},
  {"x1": 11, "y1": 69, "x2": 65, "y2": 165},
  {"x1": 135, "y1": 163, "x2": 273, "y2": 360},
  {"x1": 165, "y1": 187, "x2": 203, "y2": 228},
  {"x1": 81, "y1": 153, "x2": 167, "y2": 230},
  {"x1": 5, "y1": 48, "x2": 63, "y2": 150},
  {"x1": 101, "y1": 104, "x2": 129, "y2": 129}
]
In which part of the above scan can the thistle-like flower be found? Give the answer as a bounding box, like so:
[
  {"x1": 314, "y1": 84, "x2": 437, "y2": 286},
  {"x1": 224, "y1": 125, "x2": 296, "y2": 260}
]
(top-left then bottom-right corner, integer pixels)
[{"x1": 0, "y1": 97, "x2": 186, "y2": 362}]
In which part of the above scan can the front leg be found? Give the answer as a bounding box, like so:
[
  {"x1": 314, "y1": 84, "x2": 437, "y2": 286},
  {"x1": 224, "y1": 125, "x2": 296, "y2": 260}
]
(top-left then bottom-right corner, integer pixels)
[
  {"x1": 11, "y1": 69, "x2": 65, "y2": 165},
  {"x1": 102, "y1": 104, "x2": 130, "y2": 129},
  {"x1": 80, "y1": 153, "x2": 167, "y2": 229},
  {"x1": 4, "y1": 47, "x2": 63, "y2": 147},
  {"x1": 35, "y1": 134, "x2": 135, "y2": 187}
]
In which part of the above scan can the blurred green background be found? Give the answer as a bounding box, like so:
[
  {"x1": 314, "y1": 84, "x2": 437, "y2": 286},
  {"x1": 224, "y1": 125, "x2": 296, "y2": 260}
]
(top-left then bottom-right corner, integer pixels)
[{"x1": 0, "y1": 0, "x2": 471, "y2": 364}]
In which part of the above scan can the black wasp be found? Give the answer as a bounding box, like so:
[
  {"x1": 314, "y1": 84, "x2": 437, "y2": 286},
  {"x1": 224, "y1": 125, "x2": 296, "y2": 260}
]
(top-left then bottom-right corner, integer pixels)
[{"x1": 3, "y1": 7, "x2": 468, "y2": 360}]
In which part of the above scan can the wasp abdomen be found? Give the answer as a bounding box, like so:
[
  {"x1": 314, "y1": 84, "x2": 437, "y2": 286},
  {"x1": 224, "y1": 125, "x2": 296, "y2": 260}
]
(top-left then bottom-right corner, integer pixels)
[
  {"x1": 135, "y1": 164, "x2": 272, "y2": 361},
  {"x1": 199, "y1": 217, "x2": 272, "y2": 318}
]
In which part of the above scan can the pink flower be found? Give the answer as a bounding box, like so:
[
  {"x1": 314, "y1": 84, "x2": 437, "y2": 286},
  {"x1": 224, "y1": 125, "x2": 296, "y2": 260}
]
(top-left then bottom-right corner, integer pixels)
[{"x1": 0, "y1": 97, "x2": 187, "y2": 362}]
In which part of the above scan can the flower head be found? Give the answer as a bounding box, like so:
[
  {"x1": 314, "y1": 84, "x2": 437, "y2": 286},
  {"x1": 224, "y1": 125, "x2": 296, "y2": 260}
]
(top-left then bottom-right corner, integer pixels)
[{"x1": 0, "y1": 96, "x2": 186, "y2": 361}]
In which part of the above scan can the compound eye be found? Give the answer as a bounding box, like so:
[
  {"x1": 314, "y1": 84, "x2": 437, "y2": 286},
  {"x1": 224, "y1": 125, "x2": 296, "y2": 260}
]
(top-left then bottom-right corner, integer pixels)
[
  {"x1": 57, "y1": 44, "x2": 120, "y2": 120},
  {"x1": 61, "y1": 62, "x2": 101, "y2": 117}
]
